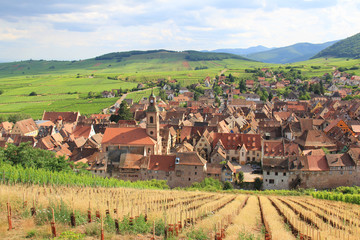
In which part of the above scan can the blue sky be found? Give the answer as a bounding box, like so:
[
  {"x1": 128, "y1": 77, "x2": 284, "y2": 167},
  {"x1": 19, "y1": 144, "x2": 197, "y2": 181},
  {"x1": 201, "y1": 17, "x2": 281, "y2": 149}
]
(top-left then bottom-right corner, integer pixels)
[{"x1": 0, "y1": 0, "x2": 359, "y2": 61}]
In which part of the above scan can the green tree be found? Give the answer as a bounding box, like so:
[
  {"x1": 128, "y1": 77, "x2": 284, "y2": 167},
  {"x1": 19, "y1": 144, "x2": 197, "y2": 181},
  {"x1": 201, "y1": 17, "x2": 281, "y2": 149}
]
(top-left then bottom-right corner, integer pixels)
[
  {"x1": 237, "y1": 171, "x2": 244, "y2": 186},
  {"x1": 29, "y1": 91, "x2": 37, "y2": 96},
  {"x1": 268, "y1": 91, "x2": 273, "y2": 101},
  {"x1": 223, "y1": 181, "x2": 233, "y2": 190},
  {"x1": 110, "y1": 101, "x2": 133, "y2": 122},
  {"x1": 213, "y1": 85, "x2": 222, "y2": 96},
  {"x1": 2, "y1": 143, "x2": 71, "y2": 172},
  {"x1": 159, "y1": 90, "x2": 167, "y2": 101},
  {"x1": 8, "y1": 113, "x2": 31, "y2": 123},
  {"x1": 215, "y1": 96, "x2": 221, "y2": 106},
  {"x1": 254, "y1": 177, "x2": 263, "y2": 190},
  {"x1": 239, "y1": 79, "x2": 246, "y2": 93}
]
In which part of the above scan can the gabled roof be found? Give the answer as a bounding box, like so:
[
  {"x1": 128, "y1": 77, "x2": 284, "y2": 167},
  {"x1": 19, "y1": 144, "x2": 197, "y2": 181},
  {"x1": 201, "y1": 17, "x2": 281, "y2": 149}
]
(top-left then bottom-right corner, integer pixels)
[
  {"x1": 295, "y1": 130, "x2": 336, "y2": 149},
  {"x1": 0, "y1": 121, "x2": 13, "y2": 132},
  {"x1": 210, "y1": 133, "x2": 261, "y2": 151},
  {"x1": 119, "y1": 153, "x2": 144, "y2": 169},
  {"x1": 148, "y1": 155, "x2": 176, "y2": 171},
  {"x1": 325, "y1": 153, "x2": 355, "y2": 168},
  {"x1": 306, "y1": 155, "x2": 329, "y2": 171},
  {"x1": 13, "y1": 118, "x2": 38, "y2": 134},
  {"x1": 42, "y1": 111, "x2": 80, "y2": 123},
  {"x1": 175, "y1": 152, "x2": 206, "y2": 166},
  {"x1": 73, "y1": 125, "x2": 92, "y2": 139},
  {"x1": 102, "y1": 127, "x2": 156, "y2": 145}
]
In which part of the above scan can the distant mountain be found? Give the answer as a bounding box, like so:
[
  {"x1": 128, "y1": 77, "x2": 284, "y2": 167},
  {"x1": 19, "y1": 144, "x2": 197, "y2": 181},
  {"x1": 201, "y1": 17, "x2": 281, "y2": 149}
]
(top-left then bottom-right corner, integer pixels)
[
  {"x1": 246, "y1": 41, "x2": 338, "y2": 64},
  {"x1": 312, "y1": 33, "x2": 360, "y2": 59},
  {"x1": 205, "y1": 45, "x2": 274, "y2": 55}
]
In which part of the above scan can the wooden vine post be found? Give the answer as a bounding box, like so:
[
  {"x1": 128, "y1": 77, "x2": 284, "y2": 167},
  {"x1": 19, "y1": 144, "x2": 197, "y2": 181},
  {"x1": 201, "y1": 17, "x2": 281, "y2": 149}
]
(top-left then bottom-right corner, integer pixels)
[
  {"x1": 50, "y1": 208, "x2": 57, "y2": 237},
  {"x1": 101, "y1": 216, "x2": 104, "y2": 240},
  {"x1": 7, "y1": 201, "x2": 12, "y2": 231}
]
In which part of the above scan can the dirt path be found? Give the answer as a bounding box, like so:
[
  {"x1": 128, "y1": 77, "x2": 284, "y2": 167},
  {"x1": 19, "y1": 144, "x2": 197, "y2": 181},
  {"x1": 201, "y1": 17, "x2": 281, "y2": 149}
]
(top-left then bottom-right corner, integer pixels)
[{"x1": 220, "y1": 68, "x2": 228, "y2": 75}]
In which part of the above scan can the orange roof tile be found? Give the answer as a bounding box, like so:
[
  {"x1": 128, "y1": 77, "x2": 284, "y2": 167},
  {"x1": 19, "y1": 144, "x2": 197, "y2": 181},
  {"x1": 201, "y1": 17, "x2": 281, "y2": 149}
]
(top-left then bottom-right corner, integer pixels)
[
  {"x1": 148, "y1": 155, "x2": 176, "y2": 171},
  {"x1": 102, "y1": 127, "x2": 156, "y2": 145}
]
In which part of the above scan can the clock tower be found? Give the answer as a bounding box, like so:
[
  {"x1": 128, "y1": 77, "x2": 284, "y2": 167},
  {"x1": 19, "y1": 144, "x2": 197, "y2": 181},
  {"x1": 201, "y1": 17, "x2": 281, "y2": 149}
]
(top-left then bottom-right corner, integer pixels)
[{"x1": 146, "y1": 92, "x2": 160, "y2": 141}]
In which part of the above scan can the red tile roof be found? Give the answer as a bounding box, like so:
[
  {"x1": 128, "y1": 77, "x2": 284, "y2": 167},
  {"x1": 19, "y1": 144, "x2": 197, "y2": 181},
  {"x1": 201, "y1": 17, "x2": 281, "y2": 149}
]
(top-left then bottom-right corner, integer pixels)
[
  {"x1": 148, "y1": 155, "x2": 176, "y2": 171},
  {"x1": 42, "y1": 111, "x2": 79, "y2": 123},
  {"x1": 210, "y1": 133, "x2": 261, "y2": 151},
  {"x1": 306, "y1": 155, "x2": 329, "y2": 171},
  {"x1": 102, "y1": 127, "x2": 156, "y2": 145},
  {"x1": 73, "y1": 125, "x2": 91, "y2": 139}
]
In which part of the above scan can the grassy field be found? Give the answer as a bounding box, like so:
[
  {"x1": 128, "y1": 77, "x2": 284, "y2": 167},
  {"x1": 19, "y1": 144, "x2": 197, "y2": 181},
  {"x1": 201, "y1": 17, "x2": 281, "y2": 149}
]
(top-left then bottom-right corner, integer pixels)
[
  {"x1": 1, "y1": 52, "x2": 360, "y2": 119},
  {"x1": 1, "y1": 184, "x2": 359, "y2": 239}
]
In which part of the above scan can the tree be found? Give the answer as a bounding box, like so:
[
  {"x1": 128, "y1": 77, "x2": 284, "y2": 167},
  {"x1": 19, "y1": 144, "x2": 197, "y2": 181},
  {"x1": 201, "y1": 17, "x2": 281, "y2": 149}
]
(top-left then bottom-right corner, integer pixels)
[
  {"x1": 268, "y1": 91, "x2": 273, "y2": 101},
  {"x1": 109, "y1": 101, "x2": 133, "y2": 122},
  {"x1": 29, "y1": 91, "x2": 37, "y2": 96},
  {"x1": 237, "y1": 171, "x2": 244, "y2": 186},
  {"x1": 2, "y1": 142, "x2": 71, "y2": 172},
  {"x1": 0, "y1": 89, "x2": 3, "y2": 95},
  {"x1": 159, "y1": 90, "x2": 167, "y2": 101},
  {"x1": 8, "y1": 113, "x2": 31, "y2": 123},
  {"x1": 223, "y1": 181, "x2": 233, "y2": 190},
  {"x1": 239, "y1": 79, "x2": 246, "y2": 93},
  {"x1": 254, "y1": 177, "x2": 263, "y2": 190},
  {"x1": 215, "y1": 96, "x2": 221, "y2": 106}
]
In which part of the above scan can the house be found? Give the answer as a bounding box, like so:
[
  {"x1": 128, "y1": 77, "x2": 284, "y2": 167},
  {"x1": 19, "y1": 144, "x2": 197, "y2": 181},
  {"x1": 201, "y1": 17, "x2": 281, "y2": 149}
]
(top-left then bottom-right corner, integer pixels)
[
  {"x1": 0, "y1": 121, "x2": 13, "y2": 134},
  {"x1": 263, "y1": 158, "x2": 289, "y2": 190},
  {"x1": 170, "y1": 152, "x2": 207, "y2": 188},
  {"x1": 12, "y1": 118, "x2": 38, "y2": 136},
  {"x1": 179, "y1": 87, "x2": 189, "y2": 94},
  {"x1": 72, "y1": 124, "x2": 96, "y2": 139},
  {"x1": 246, "y1": 80, "x2": 254, "y2": 89},
  {"x1": 102, "y1": 91, "x2": 115, "y2": 98}
]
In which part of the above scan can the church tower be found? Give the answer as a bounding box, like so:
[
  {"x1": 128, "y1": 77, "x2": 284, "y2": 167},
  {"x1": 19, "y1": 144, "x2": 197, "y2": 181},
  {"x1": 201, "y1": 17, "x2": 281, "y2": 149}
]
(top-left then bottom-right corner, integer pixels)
[{"x1": 146, "y1": 92, "x2": 160, "y2": 141}]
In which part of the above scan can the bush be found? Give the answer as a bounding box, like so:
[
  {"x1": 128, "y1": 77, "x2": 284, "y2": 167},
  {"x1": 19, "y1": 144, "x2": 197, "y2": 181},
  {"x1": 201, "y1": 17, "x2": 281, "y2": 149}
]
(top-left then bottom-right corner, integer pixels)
[
  {"x1": 29, "y1": 91, "x2": 37, "y2": 96},
  {"x1": 56, "y1": 231, "x2": 85, "y2": 239},
  {"x1": 186, "y1": 228, "x2": 207, "y2": 240},
  {"x1": 223, "y1": 181, "x2": 233, "y2": 190}
]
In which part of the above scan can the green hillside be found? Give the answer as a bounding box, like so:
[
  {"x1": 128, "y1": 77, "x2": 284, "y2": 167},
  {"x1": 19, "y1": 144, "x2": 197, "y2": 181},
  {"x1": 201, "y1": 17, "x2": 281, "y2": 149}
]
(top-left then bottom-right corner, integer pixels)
[
  {"x1": 312, "y1": 32, "x2": 360, "y2": 59},
  {"x1": 247, "y1": 41, "x2": 337, "y2": 64},
  {"x1": 0, "y1": 50, "x2": 261, "y2": 119}
]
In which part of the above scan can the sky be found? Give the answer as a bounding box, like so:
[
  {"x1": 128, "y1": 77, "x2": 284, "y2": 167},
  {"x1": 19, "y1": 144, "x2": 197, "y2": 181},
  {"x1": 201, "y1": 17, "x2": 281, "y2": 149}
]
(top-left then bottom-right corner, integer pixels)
[{"x1": 1, "y1": 0, "x2": 360, "y2": 61}]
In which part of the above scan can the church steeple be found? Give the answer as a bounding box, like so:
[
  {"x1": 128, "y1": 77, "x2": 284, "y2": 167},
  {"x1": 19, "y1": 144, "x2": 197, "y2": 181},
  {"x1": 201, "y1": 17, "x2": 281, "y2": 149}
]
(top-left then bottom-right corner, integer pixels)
[{"x1": 146, "y1": 92, "x2": 160, "y2": 141}]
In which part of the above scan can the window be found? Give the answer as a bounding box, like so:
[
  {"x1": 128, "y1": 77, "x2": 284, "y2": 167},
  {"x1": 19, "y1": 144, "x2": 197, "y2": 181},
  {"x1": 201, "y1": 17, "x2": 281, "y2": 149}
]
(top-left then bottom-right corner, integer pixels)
[
  {"x1": 150, "y1": 116, "x2": 154, "y2": 123},
  {"x1": 176, "y1": 170, "x2": 181, "y2": 177},
  {"x1": 281, "y1": 179, "x2": 283, "y2": 182},
  {"x1": 267, "y1": 171, "x2": 270, "y2": 175},
  {"x1": 150, "y1": 131, "x2": 154, "y2": 135},
  {"x1": 188, "y1": 178, "x2": 191, "y2": 181},
  {"x1": 265, "y1": 179, "x2": 268, "y2": 182},
  {"x1": 283, "y1": 172, "x2": 286, "y2": 176},
  {"x1": 275, "y1": 172, "x2": 278, "y2": 176},
  {"x1": 349, "y1": 171, "x2": 352, "y2": 175},
  {"x1": 269, "y1": 179, "x2": 274, "y2": 184},
  {"x1": 242, "y1": 152, "x2": 244, "y2": 156},
  {"x1": 195, "y1": 172, "x2": 197, "y2": 175},
  {"x1": 195, "y1": 166, "x2": 197, "y2": 169}
]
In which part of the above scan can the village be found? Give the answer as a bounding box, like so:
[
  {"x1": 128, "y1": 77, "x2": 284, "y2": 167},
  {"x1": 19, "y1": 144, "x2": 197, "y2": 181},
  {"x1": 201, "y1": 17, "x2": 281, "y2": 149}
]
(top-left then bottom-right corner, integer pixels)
[{"x1": 1, "y1": 67, "x2": 360, "y2": 190}]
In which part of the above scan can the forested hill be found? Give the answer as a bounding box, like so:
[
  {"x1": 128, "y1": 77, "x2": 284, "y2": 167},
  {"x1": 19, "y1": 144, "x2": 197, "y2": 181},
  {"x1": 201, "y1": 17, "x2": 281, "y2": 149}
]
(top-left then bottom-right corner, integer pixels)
[
  {"x1": 312, "y1": 32, "x2": 360, "y2": 59},
  {"x1": 94, "y1": 50, "x2": 252, "y2": 61}
]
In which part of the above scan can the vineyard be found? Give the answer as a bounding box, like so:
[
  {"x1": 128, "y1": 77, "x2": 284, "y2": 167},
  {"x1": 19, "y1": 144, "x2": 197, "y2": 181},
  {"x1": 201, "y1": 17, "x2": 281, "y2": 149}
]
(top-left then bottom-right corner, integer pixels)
[{"x1": 1, "y1": 184, "x2": 360, "y2": 239}]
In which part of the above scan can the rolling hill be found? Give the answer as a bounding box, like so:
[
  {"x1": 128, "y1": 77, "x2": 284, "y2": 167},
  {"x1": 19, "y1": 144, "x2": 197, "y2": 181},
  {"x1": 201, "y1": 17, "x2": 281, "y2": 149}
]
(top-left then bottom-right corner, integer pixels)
[
  {"x1": 246, "y1": 41, "x2": 338, "y2": 64},
  {"x1": 0, "y1": 50, "x2": 254, "y2": 77},
  {"x1": 312, "y1": 32, "x2": 360, "y2": 59}
]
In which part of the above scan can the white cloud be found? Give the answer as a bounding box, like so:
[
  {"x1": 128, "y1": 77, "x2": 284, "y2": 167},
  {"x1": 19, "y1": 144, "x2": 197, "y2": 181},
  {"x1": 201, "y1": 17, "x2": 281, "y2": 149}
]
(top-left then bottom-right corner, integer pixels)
[{"x1": 1, "y1": 0, "x2": 360, "y2": 60}]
